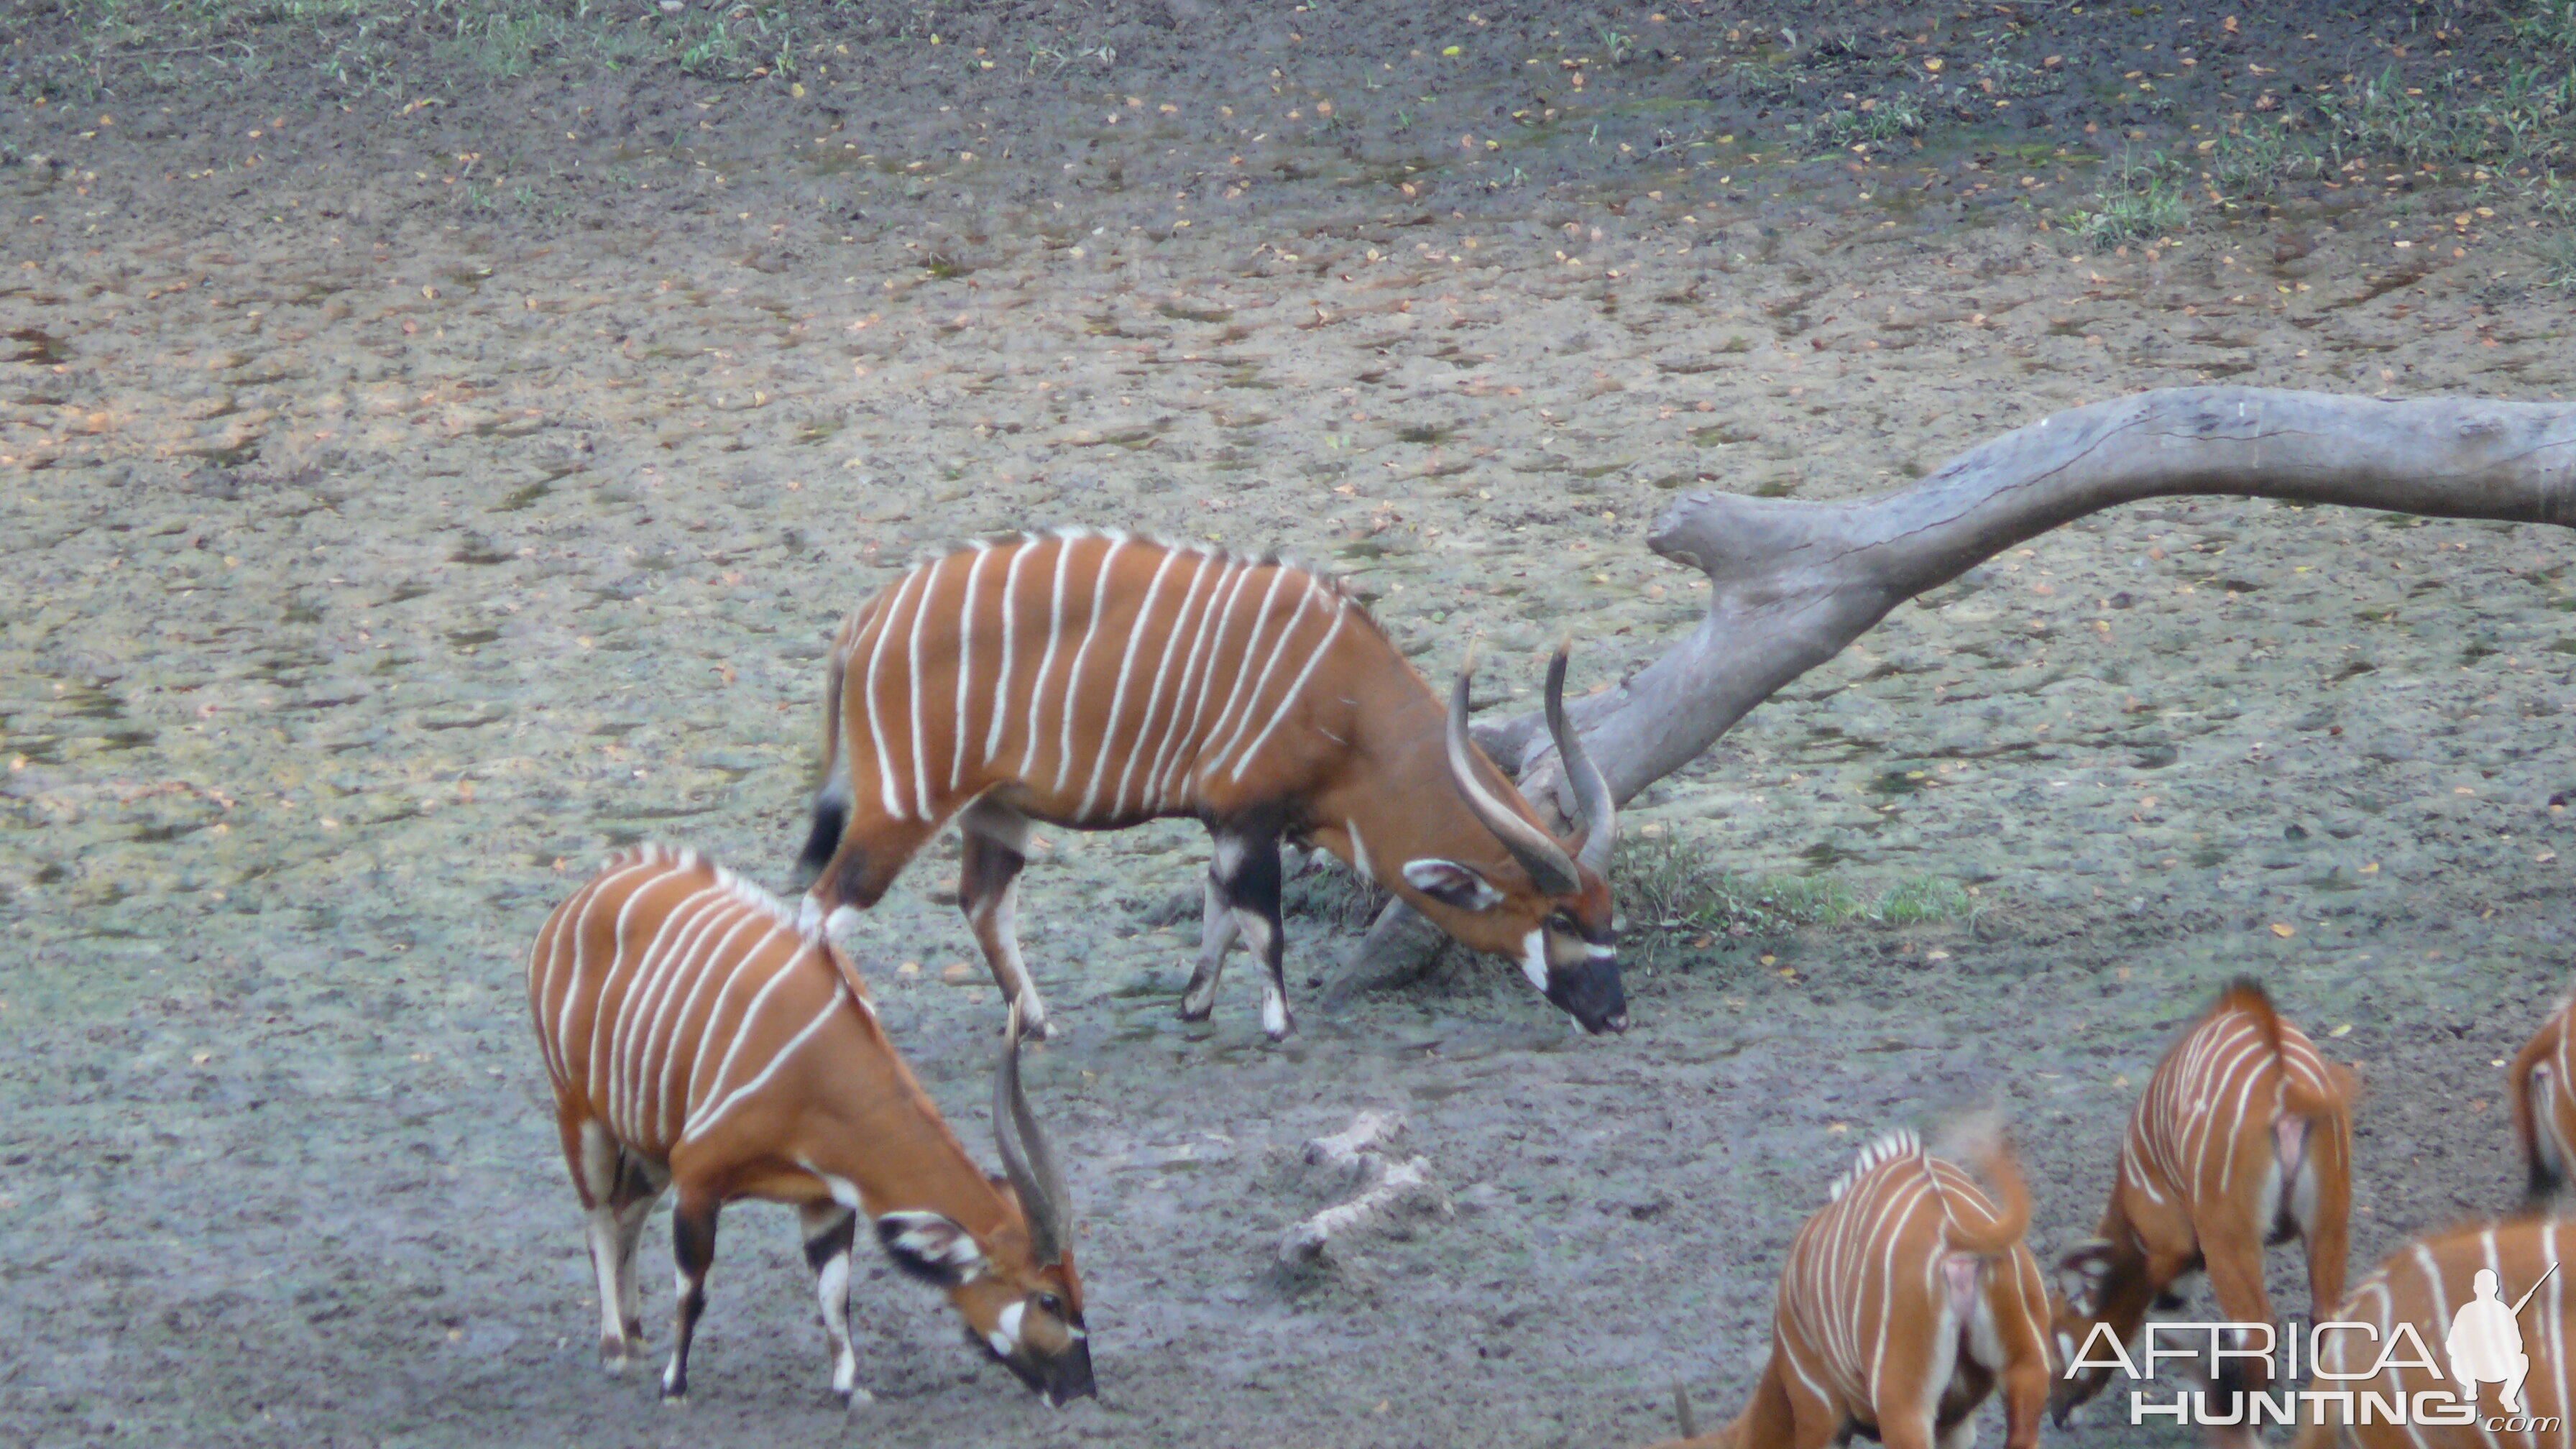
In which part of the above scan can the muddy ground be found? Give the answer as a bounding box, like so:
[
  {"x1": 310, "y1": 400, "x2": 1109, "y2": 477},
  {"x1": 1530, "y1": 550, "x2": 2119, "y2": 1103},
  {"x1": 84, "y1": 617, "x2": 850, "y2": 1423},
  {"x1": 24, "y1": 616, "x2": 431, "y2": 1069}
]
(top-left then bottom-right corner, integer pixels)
[{"x1": 6, "y1": 2, "x2": 2576, "y2": 1446}]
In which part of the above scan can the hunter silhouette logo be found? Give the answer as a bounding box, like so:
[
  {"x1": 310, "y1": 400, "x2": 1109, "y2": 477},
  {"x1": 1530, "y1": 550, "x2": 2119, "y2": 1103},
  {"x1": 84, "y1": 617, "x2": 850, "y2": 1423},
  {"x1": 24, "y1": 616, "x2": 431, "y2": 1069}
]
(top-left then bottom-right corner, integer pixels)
[
  {"x1": 2064, "y1": 1259, "x2": 2564, "y2": 1431},
  {"x1": 2446, "y1": 1263, "x2": 2556, "y2": 1413}
]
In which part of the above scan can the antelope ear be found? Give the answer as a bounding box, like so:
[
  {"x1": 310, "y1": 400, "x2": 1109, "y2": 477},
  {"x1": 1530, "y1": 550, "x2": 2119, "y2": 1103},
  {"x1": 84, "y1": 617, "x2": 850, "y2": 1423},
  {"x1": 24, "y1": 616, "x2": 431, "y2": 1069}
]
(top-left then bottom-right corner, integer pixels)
[
  {"x1": 877, "y1": 1211, "x2": 986, "y2": 1287},
  {"x1": 1402, "y1": 858, "x2": 1506, "y2": 911}
]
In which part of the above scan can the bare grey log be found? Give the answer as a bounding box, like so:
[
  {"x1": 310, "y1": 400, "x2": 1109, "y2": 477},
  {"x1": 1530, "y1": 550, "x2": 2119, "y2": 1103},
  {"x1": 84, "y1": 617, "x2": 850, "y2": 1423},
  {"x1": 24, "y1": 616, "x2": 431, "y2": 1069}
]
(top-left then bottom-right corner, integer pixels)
[{"x1": 1329, "y1": 387, "x2": 2576, "y2": 1001}]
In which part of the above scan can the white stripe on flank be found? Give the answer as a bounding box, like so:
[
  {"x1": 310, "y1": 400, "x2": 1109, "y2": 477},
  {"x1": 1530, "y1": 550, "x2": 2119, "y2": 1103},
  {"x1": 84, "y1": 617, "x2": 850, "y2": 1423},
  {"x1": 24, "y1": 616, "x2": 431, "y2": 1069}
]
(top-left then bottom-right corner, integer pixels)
[
  {"x1": 676, "y1": 910, "x2": 783, "y2": 1126},
  {"x1": 1205, "y1": 579, "x2": 1323, "y2": 782},
  {"x1": 865, "y1": 566, "x2": 929, "y2": 820},
  {"x1": 1196, "y1": 567, "x2": 1300, "y2": 777},
  {"x1": 1113, "y1": 552, "x2": 1215, "y2": 816},
  {"x1": 1080, "y1": 546, "x2": 1183, "y2": 818},
  {"x1": 1228, "y1": 593, "x2": 1349, "y2": 781},
  {"x1": 988, "y1": 539, "x2": 1036, "y2": 761},
  {"x1": 642, "y1": 904, "x2": 767, "y2": 1147},
  {"x1": 952, "y1": 544, "x2": 995, "y2": 792},
  {"x1": 685, "y1": 982, "x2": 845, "y2": 1142},
  {"x1": 906, "y1": 552, "x2": 952, "y2": 824},
  {"x1": 691, "y1": 934, "x2": 805, "y2": 1130},
  {"x1": 552, "y1": 855, "x2": 662, "y2": 1083},
  {"x1": 635, "y1": 906, "x2": 769, "y2": 1144},
  {"x1": 1054, "y1": 538, "x2": 1128, "y2": 793},
  {"x1": 1149, "y1": 558, "x2": 1256, "y2": 806},
  {"x1": 1019, "y1": 536, "x2": 1078, "y2": 778},
  {"x1": 611, "y1": 886, "x2": 737, "y2": 1138},
  {"x1": 610, "y1": 886, "x2": 733, "y2": 1110},
  {"x1": 582, "y1": 870, "x2": 688, "y2": 1094}
]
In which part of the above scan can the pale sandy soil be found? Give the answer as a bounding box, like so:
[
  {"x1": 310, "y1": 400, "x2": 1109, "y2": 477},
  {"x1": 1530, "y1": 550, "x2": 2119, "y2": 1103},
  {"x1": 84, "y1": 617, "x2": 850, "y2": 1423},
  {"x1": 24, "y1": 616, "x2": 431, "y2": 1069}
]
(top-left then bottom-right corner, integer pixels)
[{"x1": 6, "y1": 4, "x2": 2576, "y2": 1446}]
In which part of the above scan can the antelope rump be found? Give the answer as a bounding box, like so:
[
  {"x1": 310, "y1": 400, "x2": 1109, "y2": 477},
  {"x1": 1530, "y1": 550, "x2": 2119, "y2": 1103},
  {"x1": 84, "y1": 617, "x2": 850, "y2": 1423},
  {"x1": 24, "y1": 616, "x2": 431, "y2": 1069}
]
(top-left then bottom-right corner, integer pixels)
[
  {"x1": 2048, "y1": 977, "x2": 2356, "y2": 1425},
  {"x1": 525, "y1": 845, "x2": 1094, "y2": 1407},
  {"x1": 1669, "y1": 1123, "x2": 2051, "y2": 1449},
  {"x1": 795, "y1": 530, "x2": 1625, "y2": 1040}
]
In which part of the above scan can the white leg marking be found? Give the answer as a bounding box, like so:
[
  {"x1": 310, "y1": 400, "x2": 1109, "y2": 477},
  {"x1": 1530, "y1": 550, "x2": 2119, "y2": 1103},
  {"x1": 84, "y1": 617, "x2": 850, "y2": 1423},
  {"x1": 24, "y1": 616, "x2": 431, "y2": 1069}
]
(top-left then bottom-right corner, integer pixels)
[
  {"x1": 1182, "y1": 878, "x2": 1238, "y2": 1015},
  {"x1": 588, "y1": 1204, "x2": 632, "y2": 1366},
  {"x1": 1237, "y1": 910, "x2": 1290, "y2": 1038}
]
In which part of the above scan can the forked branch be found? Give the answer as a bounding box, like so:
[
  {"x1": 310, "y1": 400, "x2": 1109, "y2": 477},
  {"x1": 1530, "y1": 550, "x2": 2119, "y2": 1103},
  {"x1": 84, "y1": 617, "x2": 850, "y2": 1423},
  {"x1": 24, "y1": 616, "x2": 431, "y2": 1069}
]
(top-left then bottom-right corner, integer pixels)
[{"x1": 1330, "y1": 386, "x2": 2576, "y2": 1001}]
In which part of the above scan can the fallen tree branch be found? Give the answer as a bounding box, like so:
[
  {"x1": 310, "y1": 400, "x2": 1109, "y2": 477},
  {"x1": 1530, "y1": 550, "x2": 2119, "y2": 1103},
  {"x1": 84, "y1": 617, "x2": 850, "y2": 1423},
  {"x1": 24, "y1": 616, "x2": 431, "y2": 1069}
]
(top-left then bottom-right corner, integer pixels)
[
  {"x1": 1331, "y1": 386, "x2": 2576, "y2": 998},
  {"x1": 1275, "y1": 1110, "x2": 1449, "y2": 1266}
]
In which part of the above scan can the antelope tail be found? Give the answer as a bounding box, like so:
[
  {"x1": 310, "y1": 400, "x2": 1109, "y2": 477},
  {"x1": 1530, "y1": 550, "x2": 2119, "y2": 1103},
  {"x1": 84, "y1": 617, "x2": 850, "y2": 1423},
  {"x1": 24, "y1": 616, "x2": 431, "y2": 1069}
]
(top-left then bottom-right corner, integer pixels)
[
  {"x1": 2226, "y1": 975, "x2": 2347, "y2": 1120},
  {"x1": 1934, "y1": 1114, "x2": 2031, "y2": 1256},
  {"x1": 795, "y1": 609, "x2": 866, "y2": 886}
]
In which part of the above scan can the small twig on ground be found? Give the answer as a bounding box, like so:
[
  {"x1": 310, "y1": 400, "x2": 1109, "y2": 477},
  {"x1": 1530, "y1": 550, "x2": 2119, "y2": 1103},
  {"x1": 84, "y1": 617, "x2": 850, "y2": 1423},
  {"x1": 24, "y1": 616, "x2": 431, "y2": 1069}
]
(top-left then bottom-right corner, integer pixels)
[{"x1": 1276, "y1": 1110, "x2": 1451, "y2": 1265}]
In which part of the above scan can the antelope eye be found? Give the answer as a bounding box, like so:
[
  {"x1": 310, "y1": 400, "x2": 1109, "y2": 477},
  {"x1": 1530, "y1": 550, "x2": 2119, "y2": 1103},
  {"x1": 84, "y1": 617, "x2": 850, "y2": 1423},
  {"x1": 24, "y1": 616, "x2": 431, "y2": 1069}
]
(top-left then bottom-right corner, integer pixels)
[
  {"x1": 1548, "y1": 910, "x2": 1580, "y2": 933},
  {"x1": 1036, "y1": 1293, "x2": 1064, "y2": 1317}
]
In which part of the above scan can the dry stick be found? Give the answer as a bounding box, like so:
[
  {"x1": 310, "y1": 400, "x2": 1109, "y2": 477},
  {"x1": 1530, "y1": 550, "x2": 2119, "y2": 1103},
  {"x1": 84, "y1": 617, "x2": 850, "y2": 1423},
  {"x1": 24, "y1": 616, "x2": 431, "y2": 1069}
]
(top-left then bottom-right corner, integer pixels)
[{"x1": 1328, "y1": 386, "x2": 2576, "y2": 1000}]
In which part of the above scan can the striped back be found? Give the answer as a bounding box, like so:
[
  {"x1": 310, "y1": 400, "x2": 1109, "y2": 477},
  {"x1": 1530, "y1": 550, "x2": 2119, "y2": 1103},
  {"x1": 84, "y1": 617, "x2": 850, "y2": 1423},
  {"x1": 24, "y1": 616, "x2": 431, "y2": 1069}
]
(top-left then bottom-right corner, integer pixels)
[
  {"x1": 2124, "y1": 980, "x2": 2339, "y2": 1208},
  {"x1": 528, "y1": 845, "x2": 861, "y2": 1156},
  {"x1": 829, "y1": 530, "x2": 1371, "y2": 825},
  {"x1": 1775, "y1": 1129, "x2": 2048, "y2": 1413},
  {"x1": 2316, "y1": 1218, "x2": 2571, "y2": 1448},
  {"x1": 2512, "y1": 993, "x2": 2576, "y2": 1204}
]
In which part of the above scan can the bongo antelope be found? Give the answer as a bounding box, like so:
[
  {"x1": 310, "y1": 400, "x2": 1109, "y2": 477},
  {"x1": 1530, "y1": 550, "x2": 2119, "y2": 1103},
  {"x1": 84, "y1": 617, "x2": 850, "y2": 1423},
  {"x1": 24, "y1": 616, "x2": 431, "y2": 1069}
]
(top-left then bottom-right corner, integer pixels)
[
  {"x1": 1709, "y1": 1123, "x2": 2052, "y2": 1449},
  {"x1": 2050, "y1": 978, "x2": 2355, "y2": 1425},
  {"x1": 525, "y1": 845, "x2": 1092, "y2": 1407},
  {"x1": 795, "y1": 530, "x2": 1624, "y2": 1041},
  {"x1": 2508, "y1": 991, "x2": 2576, "y2": 1205},
  {"x1": 2292, "y1": 1216, "x2": 2570, "y2": 1449}
]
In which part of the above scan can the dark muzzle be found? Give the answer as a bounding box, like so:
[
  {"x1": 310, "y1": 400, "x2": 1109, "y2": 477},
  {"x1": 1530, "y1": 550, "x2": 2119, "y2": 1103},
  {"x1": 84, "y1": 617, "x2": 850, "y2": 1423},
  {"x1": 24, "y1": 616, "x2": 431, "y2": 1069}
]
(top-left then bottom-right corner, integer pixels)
[
  {"x1": 1547, "y1": 959, "x2": 1629, "y2": 1035},
  {"x1": 1037, "y1": 1340, "x2": 1096, "y2": 1407}
]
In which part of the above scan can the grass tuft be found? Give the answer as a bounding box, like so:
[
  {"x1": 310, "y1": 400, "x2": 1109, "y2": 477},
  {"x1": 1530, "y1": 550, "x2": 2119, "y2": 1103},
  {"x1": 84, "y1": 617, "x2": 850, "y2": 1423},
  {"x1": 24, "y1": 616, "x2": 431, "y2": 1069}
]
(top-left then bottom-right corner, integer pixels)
[
  {"x1": 1611, "y1": 832, "x2": 1975, "y2": 962},
  {"x1": 2069, "y1": 148, "x2": 2192, "y2": 246}
]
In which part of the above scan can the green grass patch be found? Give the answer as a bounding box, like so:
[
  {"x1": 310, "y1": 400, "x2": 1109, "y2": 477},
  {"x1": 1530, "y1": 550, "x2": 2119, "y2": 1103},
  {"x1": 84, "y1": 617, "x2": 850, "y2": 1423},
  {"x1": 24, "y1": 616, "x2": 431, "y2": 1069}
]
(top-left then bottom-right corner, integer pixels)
[
  {"x1": 1611, "y1": 832, "x2": 1975, "y2": 960},
  {"x1": 1800, "y1": 93, "x2": 1926, "y2": 152},
  {"x1": 2069, "y1": 149, "x2": 2193, "y2": 246}
]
